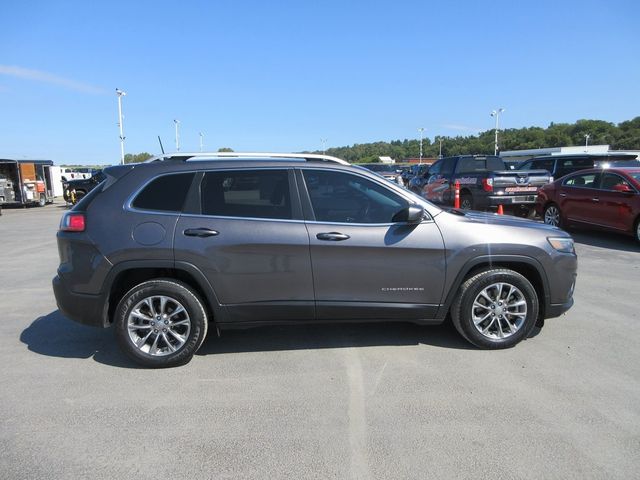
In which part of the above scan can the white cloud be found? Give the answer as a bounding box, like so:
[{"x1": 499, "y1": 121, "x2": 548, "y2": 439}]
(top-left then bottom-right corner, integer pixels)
[{"x1": 0, "y1": 65, "x2": 106, "y2": 94}]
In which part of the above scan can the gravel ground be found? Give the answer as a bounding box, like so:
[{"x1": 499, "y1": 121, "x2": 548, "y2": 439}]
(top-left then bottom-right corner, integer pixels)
[{"x1": 1, "y1": 202, "x2": 638, "y2": 479}]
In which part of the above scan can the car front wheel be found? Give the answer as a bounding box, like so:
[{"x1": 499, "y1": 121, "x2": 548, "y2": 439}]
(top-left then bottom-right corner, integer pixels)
[
  {"x1": 115, "y1": 279, "x2": 208, "y2": 368},
  {"x1": 451, "y1": 269, "x2": 539, "y2": 349}
]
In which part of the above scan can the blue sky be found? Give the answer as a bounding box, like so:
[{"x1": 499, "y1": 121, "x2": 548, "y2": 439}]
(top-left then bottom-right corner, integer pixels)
[{"x1": 0, "y1": 0, "x2": 638, "y2": 165}]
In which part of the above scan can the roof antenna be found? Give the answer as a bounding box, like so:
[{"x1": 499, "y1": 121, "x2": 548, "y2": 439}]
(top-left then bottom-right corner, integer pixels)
[{"x1": 157, "y1": 136, "x2": 165, "y2": 154}]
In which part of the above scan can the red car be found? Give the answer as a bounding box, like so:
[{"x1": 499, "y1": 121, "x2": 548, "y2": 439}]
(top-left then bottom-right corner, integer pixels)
[{"x1": 536, "y1": 167, "x2": 640, "y2": 243}]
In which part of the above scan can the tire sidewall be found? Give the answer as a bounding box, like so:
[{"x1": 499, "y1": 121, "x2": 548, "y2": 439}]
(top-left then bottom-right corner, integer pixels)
[
  {"x1": 544, "y1": 203, "x2": 562, "y2": 228},
  {"x1": 460, "y1": 194, "x2": 473, "y2": 210},
  {"x1": 455, "y1": 270, "x2": 539, "y2": 349},
  {"x1": 115, "y1": 279, "x2": 207, "y2": 368}
]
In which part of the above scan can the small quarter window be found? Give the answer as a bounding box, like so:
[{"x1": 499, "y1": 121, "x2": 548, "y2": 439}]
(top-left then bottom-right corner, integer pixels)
[{"x1": 132, "y1": 173, "x2": 195, "y2": 212}]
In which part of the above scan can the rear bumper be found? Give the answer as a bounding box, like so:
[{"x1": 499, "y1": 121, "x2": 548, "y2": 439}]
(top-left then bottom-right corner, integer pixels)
[
  {"x1": 52, "y1": 274, "x2": 109, "y2": 328},
  {"x1": 485, "y1": 194, "x2": 538, "y2": 206}
]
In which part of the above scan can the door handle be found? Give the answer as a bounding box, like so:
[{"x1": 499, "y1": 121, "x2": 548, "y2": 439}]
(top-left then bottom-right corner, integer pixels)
[
  {"x1": 183, "y1": 228, "x2": 219, "y2": 238},
  {"x1": 559, "y1": 193, "x2": 567, "y2": 197},
  {"x1": 316, "y1": 232, "x2": 350, "y2": 241},
  {"x1": 592, "y1": 197, "x2": 600, "y2": 202}
]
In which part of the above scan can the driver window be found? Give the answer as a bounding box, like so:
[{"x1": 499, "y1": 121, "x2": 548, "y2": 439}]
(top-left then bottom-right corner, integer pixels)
[{"x1": 303, "y1": 170, "x2": 408, "y2": 224}]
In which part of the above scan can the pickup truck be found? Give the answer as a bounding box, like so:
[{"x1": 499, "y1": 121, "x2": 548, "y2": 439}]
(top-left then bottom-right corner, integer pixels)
[
  {"x1": 63, "y1": 170, "x2": 105, "y2": 203},
  {"x1": 420, "y1": 155, "x2": 550, "y2": 215}
]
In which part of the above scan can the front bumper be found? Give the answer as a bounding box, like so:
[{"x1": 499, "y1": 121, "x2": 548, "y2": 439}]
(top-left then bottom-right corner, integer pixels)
[
  {"x1": 52, "y1": 274, "x2": 109, "y2": 328},
  {"x1": 546, "y1": 297, "x2": 574, "y2": 319}
]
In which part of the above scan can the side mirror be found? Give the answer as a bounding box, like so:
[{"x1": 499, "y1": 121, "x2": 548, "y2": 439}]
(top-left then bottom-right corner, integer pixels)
[
  {"x1": 392, "y1": 205, "x2": 424, "y2": 224},
  {"x1": 612, "y1": 184, "x2": 633, "y2": 193}
]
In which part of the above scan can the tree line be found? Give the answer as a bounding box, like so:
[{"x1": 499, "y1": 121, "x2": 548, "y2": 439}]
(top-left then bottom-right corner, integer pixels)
[
  {"x1": 312, "y1": 117, "x2": 640, "y2": 163},
  {"x1": 123, "y1": 117, "x2": 640, "y2": 164}
]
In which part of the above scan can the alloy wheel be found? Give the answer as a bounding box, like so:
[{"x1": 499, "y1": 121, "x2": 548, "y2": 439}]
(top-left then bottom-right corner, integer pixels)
[
  {"x1": 544, "y1": 205, "x2": 560, "y2": 227},
  {"x1": 127, "y1": 295, "x2": 191, "y2": 356},
  {"x1": 471, "y1": 282, "x2": 527, "y2": 340}
]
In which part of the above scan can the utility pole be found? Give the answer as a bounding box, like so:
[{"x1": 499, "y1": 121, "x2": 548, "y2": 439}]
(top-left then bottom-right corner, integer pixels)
[
  {"x1": 320, "y1": 138, "x2": 327, "y2": 157},
  {"x1": 584, "y1": 133, "x2": 590, "y2": 151},
  {"x1": 174, "y1": 119, "x2": 180, "y2": 151},
  {"x1": 491, "y1": 108, "x2": 505, "y2": 155},
  {"x1": 417, "y1": 127, "x2": 425, "y2": 164},
  {"x1": 439, "y1": 138, "x2": 443, "y2": 158},
  {"x1": 199, "y1": 132, "x2": 204, "y2": 152},
  {"x1": 116, "y1": 88, "x2": 126, "y2": 164}
]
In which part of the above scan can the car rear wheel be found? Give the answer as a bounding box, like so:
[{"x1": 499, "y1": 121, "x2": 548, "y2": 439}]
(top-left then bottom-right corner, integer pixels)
[
  {"x1": 38, "y1": 194, "x2": 46, "y2": 207},
  {"x1": 460, "y1": 193, "x2": 473, "y2": 210},
  {"x1": 635, "y1": 217, "x2": 640, "y2": 244},
  {"x1": 543, "y1": 203, "x2": 562, "y2": 228},
  {"x1": 451, "y1": 269, "x2": 539, "y2": 349},
  {"x1": 115, "y1": 279, "x2": 208, "y2": 368}
]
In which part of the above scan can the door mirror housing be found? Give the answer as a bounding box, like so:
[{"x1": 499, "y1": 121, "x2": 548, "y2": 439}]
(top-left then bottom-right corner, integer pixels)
[
  {"x1": 612, "y1": 184, "x2": 633, "y2": 193},
  {"x1": 392, "y1": 205, "x2": 424, "y2": 224}
]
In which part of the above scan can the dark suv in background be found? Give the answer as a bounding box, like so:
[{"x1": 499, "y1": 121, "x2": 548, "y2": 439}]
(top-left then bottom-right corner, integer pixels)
[
  {"x1": 517, "y1": 153, "x2": 639, "y2": 182},
  {"x1": 53, "y1": 152, "x2": 577, "y2": 367}
]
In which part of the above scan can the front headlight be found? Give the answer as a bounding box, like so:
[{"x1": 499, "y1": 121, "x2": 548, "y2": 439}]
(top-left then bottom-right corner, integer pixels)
[{"x1": 547, "y1": 237, "x2": 575, "y2": 254}]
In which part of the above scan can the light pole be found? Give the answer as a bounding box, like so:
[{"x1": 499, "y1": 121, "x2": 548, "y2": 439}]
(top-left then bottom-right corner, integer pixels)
[
  {"x1": 439, "y1": 138, "x2": 443, "y2": 158},
  {"x1": 584, "y1": 133, "x2": 590, "y2": 151},
  {"x1": 417, "y1": 127, "x2": 425, "y2": 164},
  {"x1": 116, "y1": 88, "x2": 126, "y2": 164},
  {"x1": 490, "y1": 108, "x2": 505, "y2": 155},
  {"x1": 199, "y1": 132, "x2": 204, "y2": 152},
  {"x1": 174, "y1": 119, "x2": 180, "y2": 151},
  {"x1": 320, "y1": 138, "x2": 327, "y2": 157}
]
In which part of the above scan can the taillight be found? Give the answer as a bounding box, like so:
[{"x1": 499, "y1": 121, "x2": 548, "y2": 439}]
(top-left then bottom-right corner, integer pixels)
[
  {"x1": 60, "y1": 212, "x2": 85, "y2": 232},
  {"x1": 482, "y1": 178, "x2": 493, "y2": 192}
]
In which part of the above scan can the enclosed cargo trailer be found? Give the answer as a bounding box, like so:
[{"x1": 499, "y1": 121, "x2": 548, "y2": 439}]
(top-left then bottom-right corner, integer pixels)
[{"x1": 0, "y1": 159, "x2": 55, "y2": 207}]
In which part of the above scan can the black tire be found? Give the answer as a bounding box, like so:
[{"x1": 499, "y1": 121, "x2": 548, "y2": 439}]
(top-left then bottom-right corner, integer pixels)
[
  {"x1": 451, "y1": 268, "x2": 539, "y2": 349},
  {"x1": 115, "y1": 279, "x2": 208, "y2": 368},
  {"x1": 73, "y1": 190, "x2": 86, "y2": 204},
  {"x1": 634, "y1": 217, "x2": 640, "y2": 244},
  {"x1": 460, "y1": 193, "x2": 473, "y2": 210},
  {"x1": 38, "y1": 194, "x2": 46, "y2": 207},
  {"x1": 543, "y1": 203, "x2": 562, "y2": 228}
]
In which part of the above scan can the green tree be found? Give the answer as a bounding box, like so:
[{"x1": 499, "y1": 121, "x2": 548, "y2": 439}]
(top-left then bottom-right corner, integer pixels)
[
  {"x1": 123, "y1": 152, "x2": 153, "y2": 164},
  {"x1": 218, "y1": 147, "x2": 234, "y2": 152}
]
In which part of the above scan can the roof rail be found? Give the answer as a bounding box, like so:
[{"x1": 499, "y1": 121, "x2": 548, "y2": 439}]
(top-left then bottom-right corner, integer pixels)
[{"x1": 146, "y1": 152, "x2": 350, "y2": 165}]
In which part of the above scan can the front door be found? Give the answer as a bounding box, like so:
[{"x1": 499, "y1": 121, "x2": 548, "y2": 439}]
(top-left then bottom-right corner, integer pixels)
[
  {"x1": 299, "y1": 168, "x2": 446, "y2": 321},
  {"x1": 174, "y1": 168, "x2": 314, "y2": 323},
  {"x1": 592, "y1": 172, "x2": 637, "y2": 231}
]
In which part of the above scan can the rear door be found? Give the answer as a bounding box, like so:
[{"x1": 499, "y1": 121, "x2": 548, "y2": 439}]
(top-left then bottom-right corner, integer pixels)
[
  {"x1": 299, "y1": 168, "x2": 446, "y2": 321},
  {"x1": 174, "y1": 168, "x2": 315, "y2": 323}
]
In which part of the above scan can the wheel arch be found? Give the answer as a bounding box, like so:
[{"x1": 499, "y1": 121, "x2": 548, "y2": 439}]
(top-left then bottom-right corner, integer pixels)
[
  {"x1": 104, "y1": 261, "x2": 226, "y2": 327},
  {"x1": 439, "y1": 255, "x2": 550, "y2": 320}
]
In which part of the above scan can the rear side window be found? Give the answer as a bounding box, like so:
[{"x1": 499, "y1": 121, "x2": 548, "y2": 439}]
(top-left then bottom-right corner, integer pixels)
[
  {"x1": 563, "y1": 173, "x2": 598, "y2": 188},
  {"x1": 132, "y1": 172, "x2": 195, "y2": 212},
  {"x1": 201, "y1": 170, "x2": 292, "y2": 219},
  {"x1": 457, "y1": 157, "x2": 504, "y2": 173},
  {"x1": 532, "y1": 159, "x2": 555, "y2": 171}
]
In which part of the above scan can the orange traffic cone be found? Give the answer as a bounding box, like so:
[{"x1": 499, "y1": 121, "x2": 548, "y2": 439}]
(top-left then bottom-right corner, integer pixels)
[{"x1": 497, "y1": 205, "x2": 504, "y2": 215}]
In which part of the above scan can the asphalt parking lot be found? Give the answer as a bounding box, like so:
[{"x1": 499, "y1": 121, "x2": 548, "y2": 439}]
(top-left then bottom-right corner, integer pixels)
[{"x1": 1, "y1": 202, "x2": 639, "y2": 479}]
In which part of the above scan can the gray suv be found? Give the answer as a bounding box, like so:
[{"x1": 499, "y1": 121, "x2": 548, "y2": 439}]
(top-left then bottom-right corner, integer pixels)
[{"x1": 53, "y1": 152, "x2": 577, "y2": 367}]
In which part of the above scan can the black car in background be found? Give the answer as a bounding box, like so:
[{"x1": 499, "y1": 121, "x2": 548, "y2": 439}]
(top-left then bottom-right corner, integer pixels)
[
  {"x1": 63, "y1": 170, "x2": 105, "y2": 203},
  {"x1": 406, "y1": 164, "x2": 432, "y2": 192}
]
